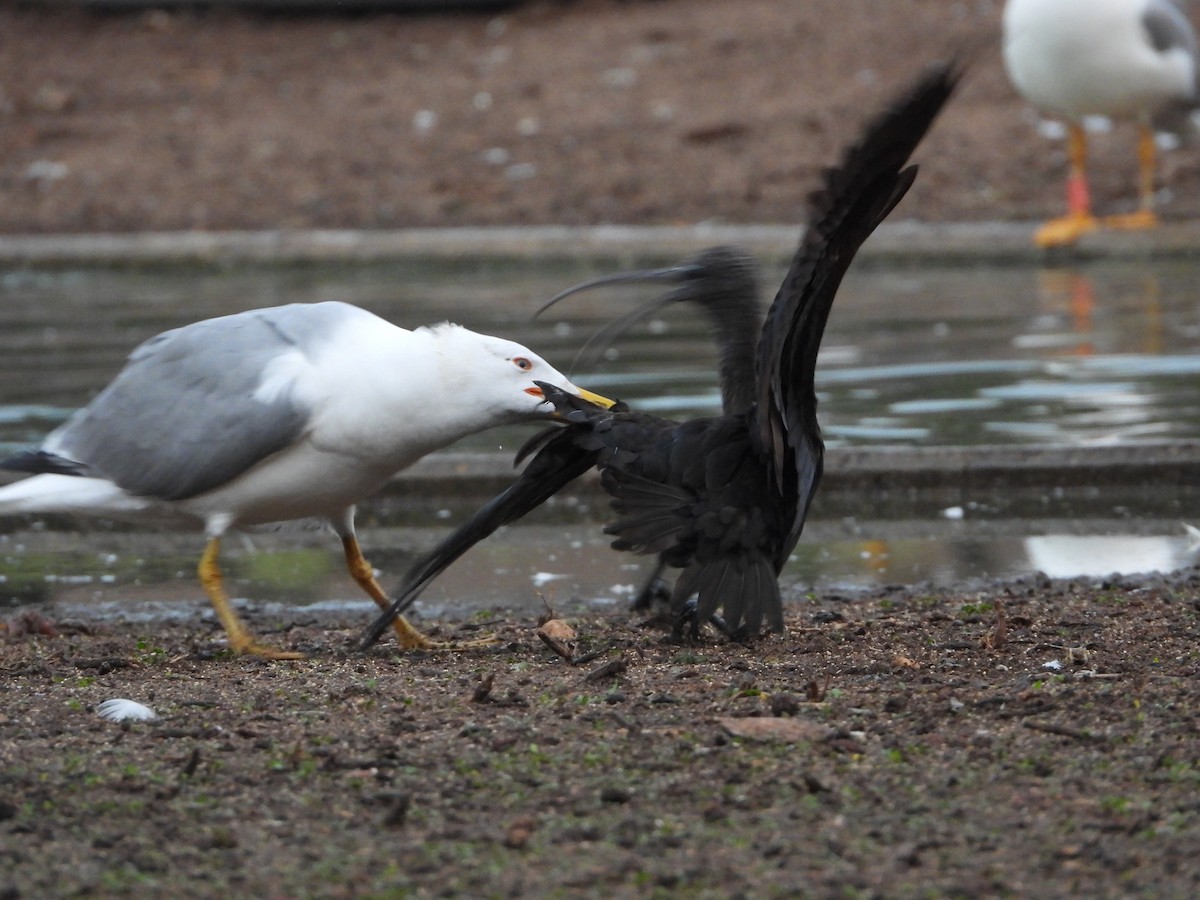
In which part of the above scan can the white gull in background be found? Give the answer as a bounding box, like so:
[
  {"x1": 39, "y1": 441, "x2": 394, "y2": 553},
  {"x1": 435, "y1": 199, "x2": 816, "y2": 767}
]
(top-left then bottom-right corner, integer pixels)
[{"x1": 1003, "y1": 0, "x2": 1199, "y2": 246}]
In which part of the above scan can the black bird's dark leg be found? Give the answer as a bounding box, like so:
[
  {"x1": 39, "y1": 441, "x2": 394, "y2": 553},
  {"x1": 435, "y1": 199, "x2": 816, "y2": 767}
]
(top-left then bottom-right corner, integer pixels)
[
  {"x1": 671, "y1": 595, "x2": 732, "y2": 641},
  {"x1": 630, "y1": 555, "x2": 671, "y2": 612}
]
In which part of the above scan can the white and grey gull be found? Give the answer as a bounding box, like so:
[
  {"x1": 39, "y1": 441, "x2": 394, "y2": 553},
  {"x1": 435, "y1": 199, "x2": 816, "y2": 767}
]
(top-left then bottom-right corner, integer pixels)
[{"x1": 0, "y1": 300, "x2": 613, "y2": 659}]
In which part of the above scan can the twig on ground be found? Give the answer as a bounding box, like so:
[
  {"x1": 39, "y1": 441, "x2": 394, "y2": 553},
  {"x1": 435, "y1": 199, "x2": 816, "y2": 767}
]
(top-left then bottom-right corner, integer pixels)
[
  {"x1": 1023, "y1": 719, "x2": 1104, "y2": 742},
  {"x1": 572, "y1": 644, "x2": 618, "y2": 666},
  {"x1": 472, "y1": 672, "x2": 495, "y2": 703},
  {"x1": 982, "y1": 598, "x2": 1007, "y2": 649},
  {"x1": 584, "y1": 656, "x2": 628, "y2": 682}
]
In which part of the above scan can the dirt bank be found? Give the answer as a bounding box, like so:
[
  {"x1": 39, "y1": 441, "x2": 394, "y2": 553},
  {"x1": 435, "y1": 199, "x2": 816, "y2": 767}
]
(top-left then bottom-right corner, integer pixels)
[
  {"x1": 3, "y1": 569, "x2": 1200, "y2": 897},
  {"x1": 4, "y1": 0, "x2": 1200, "y2": 235}
]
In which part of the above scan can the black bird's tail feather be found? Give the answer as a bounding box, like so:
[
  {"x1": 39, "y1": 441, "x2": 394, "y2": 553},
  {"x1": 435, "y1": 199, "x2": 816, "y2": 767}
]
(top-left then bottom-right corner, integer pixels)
[{"x1": 672, "y1": 554, "x2": 781, "y2": 638}]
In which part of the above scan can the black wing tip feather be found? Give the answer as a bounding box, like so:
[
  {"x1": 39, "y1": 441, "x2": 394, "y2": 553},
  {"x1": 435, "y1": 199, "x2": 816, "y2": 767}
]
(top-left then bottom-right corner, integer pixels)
[
  {"x1": 361, "y1": 422, "x2": 598, "y2": 650},
  {"x1": 806, "y1": 60, "x2": 959, "y2": 226},
  {"x1": 1, "y1": 450, "x2": 88, "y2": 477},
  {"x1": 758, "y1": 59, "x2": 961, "y2": 465},
  {"x1": 670, "y1": 555, "x2": 783, "y2": 640}
]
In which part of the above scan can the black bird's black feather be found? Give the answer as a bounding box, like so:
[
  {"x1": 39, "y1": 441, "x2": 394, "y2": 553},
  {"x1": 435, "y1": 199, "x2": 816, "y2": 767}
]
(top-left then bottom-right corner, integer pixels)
[
  {"x1": 537, "y1": 245, "x2": 765, "y2": 416},
  {"x1": 362, "y1": 63, "x2": 959, "y2": 649}
]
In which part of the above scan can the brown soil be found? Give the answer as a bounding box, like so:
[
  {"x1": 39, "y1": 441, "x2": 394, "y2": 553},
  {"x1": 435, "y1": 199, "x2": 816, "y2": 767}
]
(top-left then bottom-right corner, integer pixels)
[
  {"x1": 3, "y1": 573, "x2": 1200, "y2": 898},
  {"x1": 4, "y1": 0, "x2": 1200, "y2": 234},
  {"x1": 4, "y1": 2, "x2": 1200, "y2": 897}
]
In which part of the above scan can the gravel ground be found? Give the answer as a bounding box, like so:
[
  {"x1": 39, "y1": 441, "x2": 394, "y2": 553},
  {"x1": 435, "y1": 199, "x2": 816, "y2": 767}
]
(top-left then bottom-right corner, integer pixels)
[{"x1": 3, "y1": 571, "x2": 1200, "y2": 898}]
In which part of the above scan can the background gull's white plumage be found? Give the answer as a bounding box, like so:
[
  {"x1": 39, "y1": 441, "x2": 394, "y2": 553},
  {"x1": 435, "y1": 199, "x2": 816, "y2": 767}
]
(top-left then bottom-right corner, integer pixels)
[{"x1": 1003, "y1": 0, "x2": 1199, "y2": 246}]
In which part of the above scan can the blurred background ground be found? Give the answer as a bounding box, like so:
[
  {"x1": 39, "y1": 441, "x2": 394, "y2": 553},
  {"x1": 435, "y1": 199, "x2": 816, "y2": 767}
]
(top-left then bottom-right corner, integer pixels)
[{"x1": 4, "y1": 0, "x2": 1200, "y2": 235}]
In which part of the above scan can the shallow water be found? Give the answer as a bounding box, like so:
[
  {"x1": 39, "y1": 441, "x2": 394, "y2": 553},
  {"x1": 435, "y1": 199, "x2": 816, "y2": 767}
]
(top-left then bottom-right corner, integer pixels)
[
  {"x1": 2, "y1": 257, "x2": 1199, "y2": 619},
  {"x1": 3, "y1": 258, "x2": 1200, "y2": 452},
  {"x1": 3, "y1": 514, "x2": 1196, "y2": 623}
]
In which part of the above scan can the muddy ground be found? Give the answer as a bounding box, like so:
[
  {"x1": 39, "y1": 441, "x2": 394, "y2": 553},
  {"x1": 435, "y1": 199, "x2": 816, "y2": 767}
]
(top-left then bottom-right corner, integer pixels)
[
  {"x1": 5, "y1": 0, "x2": 1200, "y2": 234},
  {"x1": 4, "y1": 1, "x2": 1200, "y2": 897},
  {"x1": 3, "y1": 569, "x2": 1200, "y2": 898}
]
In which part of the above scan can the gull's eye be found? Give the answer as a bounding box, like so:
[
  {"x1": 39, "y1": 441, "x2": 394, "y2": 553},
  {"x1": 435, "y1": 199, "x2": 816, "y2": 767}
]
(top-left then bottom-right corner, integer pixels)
[{"x1": 512, "y1": 357, "x2": 533, "y2": 371}]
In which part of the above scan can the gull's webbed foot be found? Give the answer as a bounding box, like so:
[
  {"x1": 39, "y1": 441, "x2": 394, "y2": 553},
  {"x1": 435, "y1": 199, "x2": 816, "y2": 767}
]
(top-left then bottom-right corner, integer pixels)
[
  {"x1": 392, "y1": 615, "x2": 500, "y2": 652},
  {"x1": 227, "y1": 634, "x2": 306, "y2": 661},
  {"x1": 1034, "y1": 212, "x2": 1098, "y2": 248},
  {"x1": 1103, "y1": 209, "x2": 1159, "y2": 232}
]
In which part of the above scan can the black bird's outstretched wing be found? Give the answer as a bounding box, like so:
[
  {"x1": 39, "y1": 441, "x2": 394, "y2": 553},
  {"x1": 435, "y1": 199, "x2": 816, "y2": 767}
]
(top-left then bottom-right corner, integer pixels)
[
  {"x1": 360, "y1": 422, "x2": 602, "y2": 648},
  {"x1": 754, "y1": 62, "x2": 958, "y2": 568}
]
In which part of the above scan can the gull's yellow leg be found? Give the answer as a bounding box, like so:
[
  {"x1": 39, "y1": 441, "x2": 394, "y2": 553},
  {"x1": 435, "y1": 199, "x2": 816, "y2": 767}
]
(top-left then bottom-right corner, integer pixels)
[
  {"x1": 1105, "y1": 125, "x2": 1160, "y2": 232},
  {"x1": 1035, "y1": 123, "x2": 1099, "y2": 248},
  {"x1": 198, "y1": 538, "x2": 304, "y2": 659},
  {"x1": 341, "y1": 534, "x2": 496, "y2": 651}
]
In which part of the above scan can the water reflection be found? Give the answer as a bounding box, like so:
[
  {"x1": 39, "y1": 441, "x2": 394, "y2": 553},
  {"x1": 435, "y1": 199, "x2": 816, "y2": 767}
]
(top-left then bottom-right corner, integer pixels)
[
  {"x1": 1022, "y1": 534, "x2": 1193, "y2": 580},
  {"x1": 6, "y1": 521, "x2": 1197, "y2": 621},
  {"x1": 2, "y1": 260, "x2": 1200, "y2": 451},
  {"x1": 820, "y1": 263, "x2": 1200, "y2": 448},
  {"x1": 963, "y1": 266, "x2": 1188, "y2": 446},
  {"x1": 792, "y1": 529, "x2": 1200, "y2": 592}
]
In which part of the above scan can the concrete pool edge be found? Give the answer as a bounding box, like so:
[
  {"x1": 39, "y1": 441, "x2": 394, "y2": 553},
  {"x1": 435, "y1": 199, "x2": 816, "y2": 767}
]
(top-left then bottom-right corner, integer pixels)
[
  {"x1": 4, "y1": 442, "x2": 1194, "y2": 515},
  {"x1": 387, "y1": 441, "x2": 1200, "y2": 500},
  {"x1": 6, "y1": 220, "x2": 1200, "y2": 267}
]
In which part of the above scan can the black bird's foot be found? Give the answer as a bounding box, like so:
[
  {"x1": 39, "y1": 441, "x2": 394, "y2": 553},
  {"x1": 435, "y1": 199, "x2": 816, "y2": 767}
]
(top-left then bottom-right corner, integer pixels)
[{"x1": 671, "y1": 597, "x2": 732, "y2": 641}]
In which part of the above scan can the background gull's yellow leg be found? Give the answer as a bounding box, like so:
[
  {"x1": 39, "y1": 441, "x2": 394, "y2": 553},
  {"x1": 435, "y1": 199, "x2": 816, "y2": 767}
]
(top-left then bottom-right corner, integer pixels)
[
  {"x1": 1105, "y1": 124, "x2": 1160, "y2": 231},
  {"x1": 1035, "y1": 122, "x2": 1099, "y2": 248}
]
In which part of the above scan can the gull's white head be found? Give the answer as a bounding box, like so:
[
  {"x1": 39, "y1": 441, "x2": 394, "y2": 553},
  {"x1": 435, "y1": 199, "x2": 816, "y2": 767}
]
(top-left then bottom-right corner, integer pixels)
[{"x1": 429, "y1": 325, "x2": 614, "y2": 426}]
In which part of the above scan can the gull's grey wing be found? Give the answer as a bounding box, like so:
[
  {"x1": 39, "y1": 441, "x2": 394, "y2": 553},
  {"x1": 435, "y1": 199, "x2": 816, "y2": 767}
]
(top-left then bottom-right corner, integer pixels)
[
  {"x1": 1144, "y1": 0, "x2": 1198, "y2": 57},
  {"x1": 1145, "y1": 0, "x2": 1200, "y2": 122},
  {"x1": 37, "y1": 302, "x2": 359, "y2": 501}
]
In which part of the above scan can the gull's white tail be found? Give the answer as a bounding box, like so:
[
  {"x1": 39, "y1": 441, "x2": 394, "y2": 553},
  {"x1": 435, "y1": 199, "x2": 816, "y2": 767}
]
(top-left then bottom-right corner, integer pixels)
[{"x1": 0, "y1": 474, "x2": 157, "y2": 517}]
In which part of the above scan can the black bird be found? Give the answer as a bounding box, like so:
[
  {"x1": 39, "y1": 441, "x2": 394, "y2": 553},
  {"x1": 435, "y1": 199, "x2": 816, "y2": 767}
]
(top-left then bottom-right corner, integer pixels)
[
  {"x1": 537, "y1": 245, "x2": 767, "y2": 615},
  {"x1": 362, "y1": 62, "x2": 958, "y2": 649}
]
